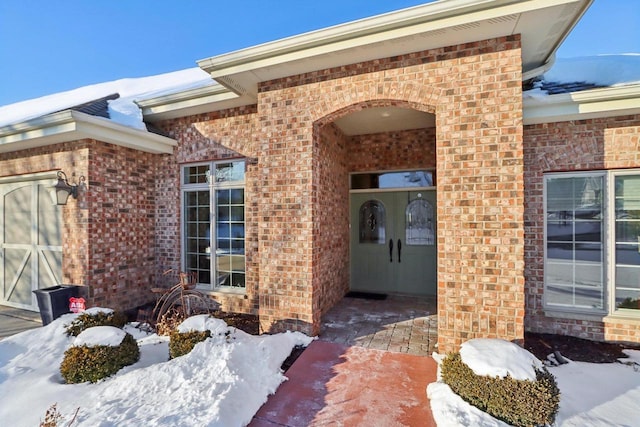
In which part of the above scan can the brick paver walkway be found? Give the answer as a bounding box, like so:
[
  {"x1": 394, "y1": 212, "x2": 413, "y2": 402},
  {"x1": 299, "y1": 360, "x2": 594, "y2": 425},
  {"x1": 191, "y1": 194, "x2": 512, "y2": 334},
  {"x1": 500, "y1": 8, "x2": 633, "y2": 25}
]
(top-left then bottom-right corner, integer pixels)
[{"x1": 319, "y1": 295, "x2": 438, "y2": 356}]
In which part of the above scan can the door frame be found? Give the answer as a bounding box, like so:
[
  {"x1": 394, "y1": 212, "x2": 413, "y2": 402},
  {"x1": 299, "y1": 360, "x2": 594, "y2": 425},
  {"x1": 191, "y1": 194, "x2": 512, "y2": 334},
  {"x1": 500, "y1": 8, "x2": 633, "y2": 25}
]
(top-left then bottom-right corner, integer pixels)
[
  {"x1": 0, "y1": 171, "x2": 62, "y2": 311},
  {"x1": 349, "y1": 169, "x2": 436, "y2": 296}
]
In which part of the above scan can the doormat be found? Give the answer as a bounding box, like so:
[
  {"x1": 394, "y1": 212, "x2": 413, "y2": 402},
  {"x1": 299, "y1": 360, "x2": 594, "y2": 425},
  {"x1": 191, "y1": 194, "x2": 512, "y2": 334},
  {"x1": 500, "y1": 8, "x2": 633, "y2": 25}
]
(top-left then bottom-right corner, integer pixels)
[{"x1": 345, "y1": 291, "x2": 387, "y2": 300}]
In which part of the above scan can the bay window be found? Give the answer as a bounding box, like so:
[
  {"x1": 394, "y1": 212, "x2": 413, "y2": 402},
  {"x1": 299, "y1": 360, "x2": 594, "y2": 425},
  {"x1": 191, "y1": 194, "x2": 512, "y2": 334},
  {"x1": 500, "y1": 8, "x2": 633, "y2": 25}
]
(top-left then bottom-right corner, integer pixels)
[{"x1": 182, "y1": 161, "x2": 246, "y2": 291}]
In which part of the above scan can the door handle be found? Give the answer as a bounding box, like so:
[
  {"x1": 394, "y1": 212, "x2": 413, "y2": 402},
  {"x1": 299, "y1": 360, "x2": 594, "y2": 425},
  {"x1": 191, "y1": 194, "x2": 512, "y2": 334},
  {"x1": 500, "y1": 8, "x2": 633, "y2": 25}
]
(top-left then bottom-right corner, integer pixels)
[
  {"x1": 397, "y1": 239, "x2": 402, "y2": 263},
  {"x1": 389, "y1": 239, "x2": 393, "y2": 263}
]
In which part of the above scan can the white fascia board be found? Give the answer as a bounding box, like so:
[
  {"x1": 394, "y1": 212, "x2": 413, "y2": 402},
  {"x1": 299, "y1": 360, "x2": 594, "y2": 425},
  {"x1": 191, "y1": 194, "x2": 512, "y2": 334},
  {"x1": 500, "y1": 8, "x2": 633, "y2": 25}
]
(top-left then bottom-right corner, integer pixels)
[
  {"x1": 137, "y1": 84, "x2": 250, "y2": 121},
  {"x1": 198, "y1": 0, "x2": 583, "y2": 79},
  {"x1": 523, "y1": 85, "x2": 640, "y2": 125},
  {"x1": 0, "y1": 110, "x2": 176, "y2": 154}
]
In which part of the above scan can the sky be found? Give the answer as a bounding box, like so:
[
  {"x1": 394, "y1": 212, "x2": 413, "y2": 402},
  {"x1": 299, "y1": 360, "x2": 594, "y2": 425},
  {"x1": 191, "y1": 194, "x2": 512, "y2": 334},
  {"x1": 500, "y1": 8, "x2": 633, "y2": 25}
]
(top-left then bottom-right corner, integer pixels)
[{"x1": 0, "y1": 0, "x2": 638, "y2": 107}]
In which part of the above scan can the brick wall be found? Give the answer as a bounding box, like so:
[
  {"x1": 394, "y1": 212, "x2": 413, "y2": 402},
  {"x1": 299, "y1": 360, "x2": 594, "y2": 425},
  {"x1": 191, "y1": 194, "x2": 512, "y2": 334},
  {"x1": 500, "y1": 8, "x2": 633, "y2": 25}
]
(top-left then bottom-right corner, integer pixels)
[
  {"x1": 157, "y1": 106, "x2": 261, "y2": 316},
  {"x1": 0, "y1": 141, "x2": 91, "y2": 299},
  {"x1": 0, "y1": 140, "x2": 159, "y2": 313},
  {"x1": 312, "y1": 123, "x2": 350, "y2": 326},
  {"x1": 85, "y1": 141, "x2": 158, "y2": 310},
  {"x1": 524, "y1": 115, "x2": 640, "y2": 343},
  {"x1": 251, "y1": 36, "x2": 525, "y2": 350}
]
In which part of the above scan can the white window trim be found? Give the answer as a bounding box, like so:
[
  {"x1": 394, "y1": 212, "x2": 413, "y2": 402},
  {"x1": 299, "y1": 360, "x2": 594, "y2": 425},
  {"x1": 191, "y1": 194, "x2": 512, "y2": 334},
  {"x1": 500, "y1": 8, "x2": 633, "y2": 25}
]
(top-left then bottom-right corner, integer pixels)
[
  {"x1": 180, "y1": 160, "x2": 246, "y2": 294},
  {"x1": 543, "y1": 169, "x2": 640, "y2": 319},
  {"x1": 543, "y1": 171, "x2": 607, "y2": 315}
]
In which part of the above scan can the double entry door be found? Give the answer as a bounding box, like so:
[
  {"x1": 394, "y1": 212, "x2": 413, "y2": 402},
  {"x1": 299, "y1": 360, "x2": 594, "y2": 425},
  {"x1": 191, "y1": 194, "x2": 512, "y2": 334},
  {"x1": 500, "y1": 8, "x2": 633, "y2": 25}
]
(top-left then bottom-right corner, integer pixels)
[{"x1": 350, "y1": 190, "x2": 437, "y2": 296}]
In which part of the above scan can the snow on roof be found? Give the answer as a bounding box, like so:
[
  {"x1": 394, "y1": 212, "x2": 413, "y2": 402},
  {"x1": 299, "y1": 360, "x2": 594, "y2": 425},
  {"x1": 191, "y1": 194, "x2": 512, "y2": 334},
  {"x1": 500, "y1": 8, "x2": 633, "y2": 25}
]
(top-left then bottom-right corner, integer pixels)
[
  {"x1": 525, "y1": 54, "x2": 640, "y2": 97},
  {"x1": 0, "y1": 67, "x2": 215, "y2": 130},
  {"x1": 545, "y1": 54, "x2": 640, "y2": 87},
  {"x1": 1, "y1": 55, "x2": 638, "y2": 132}
]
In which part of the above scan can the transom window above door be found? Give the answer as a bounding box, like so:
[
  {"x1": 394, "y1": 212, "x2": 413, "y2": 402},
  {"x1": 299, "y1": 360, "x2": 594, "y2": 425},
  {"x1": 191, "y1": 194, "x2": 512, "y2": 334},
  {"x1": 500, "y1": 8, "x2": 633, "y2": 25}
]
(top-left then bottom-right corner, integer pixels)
[
  {"x1": 351, "y1": 170, "x2": 435, "y2": 190},
  {"x1": 182, "y1": 161, "x2": 246, "y2": 292}
]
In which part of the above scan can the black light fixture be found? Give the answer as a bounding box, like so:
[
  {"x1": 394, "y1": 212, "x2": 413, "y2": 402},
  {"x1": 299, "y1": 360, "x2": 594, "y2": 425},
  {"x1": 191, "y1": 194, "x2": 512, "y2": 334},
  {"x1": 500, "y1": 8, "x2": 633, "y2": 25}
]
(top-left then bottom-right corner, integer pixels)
[{"x1": 54, "y1": 171, "x2": 84, "y2": 206}]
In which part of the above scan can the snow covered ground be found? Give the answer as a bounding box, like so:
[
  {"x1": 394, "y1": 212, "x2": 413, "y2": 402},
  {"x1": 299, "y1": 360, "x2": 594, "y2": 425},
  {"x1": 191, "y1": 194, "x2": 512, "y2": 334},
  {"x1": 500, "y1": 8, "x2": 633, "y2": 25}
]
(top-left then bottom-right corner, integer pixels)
[
  {"x1": 0, "y1": 312, "x2": 312, "y2": 426},
  {"x1": 1, "y1": 316, "x2": 640, "y2": 426},
  {"x1": 427, "y1": 339, "x2": 640, "y2": 427}
]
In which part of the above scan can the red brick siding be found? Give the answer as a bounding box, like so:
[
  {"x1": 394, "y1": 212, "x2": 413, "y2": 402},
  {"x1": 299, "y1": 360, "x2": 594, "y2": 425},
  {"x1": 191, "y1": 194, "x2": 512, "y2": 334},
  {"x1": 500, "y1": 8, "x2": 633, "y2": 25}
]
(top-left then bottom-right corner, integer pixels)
[
  {"x1": 85, "y1": 141, "x2": 157, "y2": 310},
  {"x1": 0, "y1": 141, "x2": 91, "y2": 300},
  {"x1": 313, "y1": 123, "x2": 350, "y2": 325},
  {"x1": 348, "y1": 127, "x2": 437, "y2": 172},
  {"x1": 0, "y1": 140, "x2": 159, "y2": 313},
  {"x1": 524, "y1": 116, "x2": 640, "y2": 343},
  {"x1": 251, "y1": 36, "x2": 525, "y2": 351},
  {"x1": 157, "y1": 106, "x2": 261, "y2": 317}
]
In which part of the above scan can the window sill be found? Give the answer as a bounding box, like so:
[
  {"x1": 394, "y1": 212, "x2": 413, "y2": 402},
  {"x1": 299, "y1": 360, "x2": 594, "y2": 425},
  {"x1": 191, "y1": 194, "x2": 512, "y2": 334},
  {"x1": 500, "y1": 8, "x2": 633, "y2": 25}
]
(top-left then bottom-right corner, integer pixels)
[
  {"x1": 603, "y1": 314, "x2": 640, "y2": 326},
  {"x1": 543, "y1": 309, "x2": 606, "y2": 323},
  {"x1": 197, "y1": 286, "x2": 248, "y2": 299}
]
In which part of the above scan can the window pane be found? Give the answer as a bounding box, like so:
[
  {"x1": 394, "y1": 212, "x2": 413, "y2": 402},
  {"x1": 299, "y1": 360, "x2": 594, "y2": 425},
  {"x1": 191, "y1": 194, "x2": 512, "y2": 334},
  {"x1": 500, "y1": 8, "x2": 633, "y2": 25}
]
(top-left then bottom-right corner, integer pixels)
[
  {"x1": 359, "y1": 200, "x2": 386, "y2": 244},
  {"x1": 230, "y1": 189, "x2": 244, "y2": 204},
  {"x1": 544, "y1": 174, "x2": 604, "y2": 311},
  {"x1": 215, "y1": 161, "x2": 245, "y2": 184},
  {"x1": 231, "y1": 206, "x2": 244, "y2": 221},
  {"x1": 214, "y1": 187, "x2": 245, "y2": 289},
  {"x1": 184, "y1": 165, "x2": 210, "y2": 184},
  {"x1": 547, "y1": 222, "x2": 573, "y2": 242},
  {"x1": 217, "y1": 189, "x2": 230, "y2": 204},
  {"x1": 218, "y1": 205, "x2": 230, "y2": 221},
  {"x1": 406, "y1": 198, "x2": 435, "y2": 246},
  {"x1": 184, "y1": 190, "x2": 211, "y2": 286},
  {"x1": 547, "y1": 242, "x2": 573, "y2": 260},
  {"x1": 614, "y1": 175, "x2": 640, "y2": 312},
  {"x1": 352, "y1": 170, "x2": 434, "y2": 189}
]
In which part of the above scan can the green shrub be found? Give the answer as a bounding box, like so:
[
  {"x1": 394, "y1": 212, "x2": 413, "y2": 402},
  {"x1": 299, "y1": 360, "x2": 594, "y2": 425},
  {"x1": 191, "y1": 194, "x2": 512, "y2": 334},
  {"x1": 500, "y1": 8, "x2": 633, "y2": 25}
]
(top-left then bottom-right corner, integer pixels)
[
  {"x1": 441, "y1": 352, "x2": 560, "y2": 427},
  {"x1": 169, "y1": 330, "x2": 211, "y2": 359},
  {"x1": 60, "y1": 332, "x2": 140, "y2": 383},
  {"x1": 65, "y1": 310, "x2": 127, "y2": 336}
]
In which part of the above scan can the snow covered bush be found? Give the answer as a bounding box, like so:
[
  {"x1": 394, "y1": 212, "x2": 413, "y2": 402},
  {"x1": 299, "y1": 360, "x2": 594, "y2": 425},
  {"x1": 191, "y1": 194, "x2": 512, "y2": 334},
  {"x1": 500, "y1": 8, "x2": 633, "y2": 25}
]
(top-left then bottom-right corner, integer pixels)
[
  {"x1": 60, "y1": 326, "x2": 140, "y2": 383},
  {"x1": 169, "y1": 330, "x2": 211, "y2": 359},
  {"x1": 64, "y1": 308, "x2": 127, "y2": 337},
  {"x1": 441, "y1": 339, "x2": 560, "y2": 427},
  {"x1": 169, "y1": 315, "x2": 233, "y2": 359}
]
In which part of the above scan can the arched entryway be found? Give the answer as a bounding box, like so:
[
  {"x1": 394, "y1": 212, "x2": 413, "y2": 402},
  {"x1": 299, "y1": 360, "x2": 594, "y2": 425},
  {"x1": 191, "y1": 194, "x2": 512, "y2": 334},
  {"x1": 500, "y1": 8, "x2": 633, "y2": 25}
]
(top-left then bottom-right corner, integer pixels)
[{"x1": 313, "y1": 100, "x2": 438, "y2": 352}]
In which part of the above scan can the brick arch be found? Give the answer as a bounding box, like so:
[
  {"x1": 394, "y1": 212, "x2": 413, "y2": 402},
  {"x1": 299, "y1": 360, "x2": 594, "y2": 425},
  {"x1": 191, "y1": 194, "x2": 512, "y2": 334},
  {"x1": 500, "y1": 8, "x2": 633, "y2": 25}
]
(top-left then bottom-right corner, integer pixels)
[{"x1": 313, "y1": 98, "x2": 438, "y2": 130}]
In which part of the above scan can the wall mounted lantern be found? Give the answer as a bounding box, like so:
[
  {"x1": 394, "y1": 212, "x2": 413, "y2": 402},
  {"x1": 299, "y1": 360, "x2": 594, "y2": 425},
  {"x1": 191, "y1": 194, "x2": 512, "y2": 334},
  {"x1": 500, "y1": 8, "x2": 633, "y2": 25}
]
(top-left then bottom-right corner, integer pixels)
[{"x1": 54, "y1": 171, "x2": 84, "y2": 206}]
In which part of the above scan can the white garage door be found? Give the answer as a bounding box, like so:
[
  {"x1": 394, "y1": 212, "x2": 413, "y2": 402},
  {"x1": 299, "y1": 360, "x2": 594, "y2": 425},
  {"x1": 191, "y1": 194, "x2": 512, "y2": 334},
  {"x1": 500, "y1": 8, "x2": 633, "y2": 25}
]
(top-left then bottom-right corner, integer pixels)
[{"x1": 0, "y1": 176, "x2": 63, "y2": 311}]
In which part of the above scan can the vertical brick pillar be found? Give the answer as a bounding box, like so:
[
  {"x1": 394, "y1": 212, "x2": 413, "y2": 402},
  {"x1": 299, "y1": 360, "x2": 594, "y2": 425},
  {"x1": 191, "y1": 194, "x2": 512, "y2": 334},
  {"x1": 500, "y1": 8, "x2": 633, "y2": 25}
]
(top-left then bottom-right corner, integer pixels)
[{"x1": 436, "y1": 47, "x2": 525, "y2": 353}]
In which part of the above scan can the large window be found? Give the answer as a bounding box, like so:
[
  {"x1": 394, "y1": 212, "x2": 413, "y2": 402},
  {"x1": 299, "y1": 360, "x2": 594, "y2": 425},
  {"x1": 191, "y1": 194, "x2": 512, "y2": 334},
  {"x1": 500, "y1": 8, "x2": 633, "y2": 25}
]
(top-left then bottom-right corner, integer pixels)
[
  {"x1": 182, "y1": 161, "x2": 245, "y2": 291},
  {"x1": 544, "y1": 171, "x2": 640, "y2": 315}
]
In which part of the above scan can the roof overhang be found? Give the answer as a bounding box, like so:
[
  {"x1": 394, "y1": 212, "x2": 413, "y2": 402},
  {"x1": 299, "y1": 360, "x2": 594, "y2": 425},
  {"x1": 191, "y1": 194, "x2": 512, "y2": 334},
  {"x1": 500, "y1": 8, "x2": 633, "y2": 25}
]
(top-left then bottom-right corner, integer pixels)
[
  {"x1": 137, "y1": 83, "x2": 253, "y2": 122},
  {"x1": 0, "y1": 110, "x2": 177, "y2": 154},
  {"x1": 197, "y1": 0, "x2": 592, "y2": 101},
  {"x1": 523, "y1": 85, "x2": 640, "y2": 125}
]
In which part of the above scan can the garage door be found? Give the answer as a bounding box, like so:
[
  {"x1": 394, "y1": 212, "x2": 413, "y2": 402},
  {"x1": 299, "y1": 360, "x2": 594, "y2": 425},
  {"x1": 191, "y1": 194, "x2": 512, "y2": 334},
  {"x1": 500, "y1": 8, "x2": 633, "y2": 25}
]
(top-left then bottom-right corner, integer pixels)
[{"x1": 0, "y1": 176, "x2": 63, "y2": 311}]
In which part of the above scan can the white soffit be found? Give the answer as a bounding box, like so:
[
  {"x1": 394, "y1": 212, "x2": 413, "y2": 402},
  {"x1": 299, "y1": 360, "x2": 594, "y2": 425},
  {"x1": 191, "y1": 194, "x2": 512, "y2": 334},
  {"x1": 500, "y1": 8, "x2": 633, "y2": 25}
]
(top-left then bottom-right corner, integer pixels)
[
  {"x1": 523, "y1": 85, "x2": 640, "y2": 125},
  {"x1": 334, "y1": 107, "x2": 435, "y2": 136},
  {"x1": 198, "y1": 0, "x2": 592, "y2": 98},
  {"x1": 0, "y1": 110, "x2": 177, "y2": 154}
]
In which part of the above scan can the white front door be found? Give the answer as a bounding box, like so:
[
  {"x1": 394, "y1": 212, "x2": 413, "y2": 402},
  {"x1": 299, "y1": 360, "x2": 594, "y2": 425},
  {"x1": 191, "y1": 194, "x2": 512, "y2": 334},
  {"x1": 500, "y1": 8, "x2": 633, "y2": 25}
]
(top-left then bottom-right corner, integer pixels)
[{"x1": 0, "y1": 179, "x2": 63, "y2": 310}]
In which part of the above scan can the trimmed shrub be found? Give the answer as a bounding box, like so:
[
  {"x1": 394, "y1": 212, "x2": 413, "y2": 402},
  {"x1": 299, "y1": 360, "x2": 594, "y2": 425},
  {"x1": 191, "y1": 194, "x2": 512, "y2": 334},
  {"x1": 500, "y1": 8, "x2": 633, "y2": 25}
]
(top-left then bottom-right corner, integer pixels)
[
  {"x1": 169, "y1": 330, "x2": 211, "y2": 359},
  {"x1": 441, "y1": 352, "x2": 560, "y2": 427},
  {"x1": 60, "y1": 333, "x2": 140, "y2": 383},
  {"x1": 65, "y1": 310, "x2": 127, "y2": 337}
]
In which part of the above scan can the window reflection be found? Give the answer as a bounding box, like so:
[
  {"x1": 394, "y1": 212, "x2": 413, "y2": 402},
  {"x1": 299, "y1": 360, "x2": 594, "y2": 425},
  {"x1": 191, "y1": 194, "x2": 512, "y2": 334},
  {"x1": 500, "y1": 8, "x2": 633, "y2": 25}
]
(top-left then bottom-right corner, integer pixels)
[{"x1": 359, "y1": 200, "x2": 385, "y2": 244}]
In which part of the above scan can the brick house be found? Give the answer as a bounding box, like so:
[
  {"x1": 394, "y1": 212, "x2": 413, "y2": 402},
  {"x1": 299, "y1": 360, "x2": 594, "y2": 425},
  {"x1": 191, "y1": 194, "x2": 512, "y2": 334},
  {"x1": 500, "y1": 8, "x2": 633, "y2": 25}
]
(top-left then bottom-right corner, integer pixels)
[{"x1": 1, "y1": 0, "x2": 639, "y2": 352}]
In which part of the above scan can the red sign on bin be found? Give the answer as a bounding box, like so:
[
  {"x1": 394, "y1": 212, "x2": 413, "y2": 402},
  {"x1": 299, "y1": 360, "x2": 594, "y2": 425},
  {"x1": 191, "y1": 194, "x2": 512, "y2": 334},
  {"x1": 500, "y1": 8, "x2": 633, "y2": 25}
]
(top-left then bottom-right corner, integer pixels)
[{"x1": 69, "y1": 297, "x2": 86, "y2": 313}]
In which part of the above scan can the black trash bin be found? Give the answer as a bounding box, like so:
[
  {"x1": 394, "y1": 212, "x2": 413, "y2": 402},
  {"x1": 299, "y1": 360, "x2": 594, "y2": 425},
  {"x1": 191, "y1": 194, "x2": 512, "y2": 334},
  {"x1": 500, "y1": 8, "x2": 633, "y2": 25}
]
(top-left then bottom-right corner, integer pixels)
[{"x1": 33, "y1": 285, "x2": 81, "y2": 325}]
